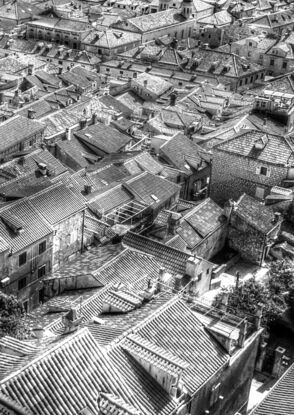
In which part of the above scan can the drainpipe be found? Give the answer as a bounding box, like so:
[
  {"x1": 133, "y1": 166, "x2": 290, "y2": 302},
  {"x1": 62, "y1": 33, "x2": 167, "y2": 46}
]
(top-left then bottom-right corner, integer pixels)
[{"x1": 81, "y1": 209, "x2": 85, "y2": 253}]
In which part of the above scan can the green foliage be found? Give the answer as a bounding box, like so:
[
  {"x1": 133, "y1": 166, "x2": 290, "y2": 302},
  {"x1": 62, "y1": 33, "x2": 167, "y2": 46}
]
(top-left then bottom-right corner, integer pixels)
[
  {"x1": 0, "y1": 291, "x2": 27, "y2": 338},
  {"x1": 213, "y1": 258, "x2": 294, "y2": 329}
]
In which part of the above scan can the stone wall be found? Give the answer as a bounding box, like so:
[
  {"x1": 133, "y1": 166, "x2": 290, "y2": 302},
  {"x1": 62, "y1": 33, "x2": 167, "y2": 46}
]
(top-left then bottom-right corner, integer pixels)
[{"x1": 210, "y1": 149, "x2": 287, "y2": 205}]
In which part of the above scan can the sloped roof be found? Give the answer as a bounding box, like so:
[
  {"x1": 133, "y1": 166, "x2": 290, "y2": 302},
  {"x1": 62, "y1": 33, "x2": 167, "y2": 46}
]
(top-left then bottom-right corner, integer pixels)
[
  {"x1": 233, "y1": 193, "x2": 279, "y2": 234},
  {"x1": 160, "y1": 133, "x2": 203, "y2": 174},
  {"x1": 123, "y1": 231, "x2": 191, "y2": 275},
  {"x1": 94, "y1": 248, "x2": 161, "y2": 288},
  {"x1": 0, "y1": 199, "x2": 52, "y2": 253},
  {"x1": 123, "y1": 171, "x2": 180, "y2": 206},
  {"x1": 0, "y1": 328, "x2": 142, "y2": 415},
  {"x1": 128, "y1": 9, "x2": 185, "y2": 33},
  {"x1": 0, "y1": 116, "x2": 45, "y2": 154},
  {"x1": 121, "y1": 298, "x2": 229, "y2": 394},
  {"x1": 75, "y1": 123, "x2": 132, "y2": 154},
  {"x1": 0, "y1": 1, "x2": 43, "y2": 22},
  {"x1": 250, "y1": 363, "x2": 294, "y2": 415},
  {"x1": 184, "y1": 198, "x2": 224, "y2": 238},
  {"x1": 214, "y1": 130, "x2": 294, "y2": 166},
  {"x1": 29, "y1": 182, "x2": 85, "y2": 225}
]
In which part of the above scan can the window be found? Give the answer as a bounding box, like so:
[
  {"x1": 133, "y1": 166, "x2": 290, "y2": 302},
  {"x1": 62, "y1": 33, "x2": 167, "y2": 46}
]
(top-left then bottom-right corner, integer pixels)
[
  {"x1": 206, "y1": 268, "x2": 210, "y2": 274},
  {"x1": 23, "y1": 300, "x2": 28, "y2": 313},
  {"x1": 257, "y1": 166, "x2": 270, "y2": 176},
  {"x1": 38, "y1": 265, "x2": 46, "y2": 279},
  {"x1": 197, "y1": 273, "x2": 202, "y2": 281},
  {"x1": 260, "y1": 166, "x2": 268, "y2": 176},
  {"x1": 18, "y1": 277, "x2": 27, "y2": 291},
  {"x1": 19, "y1": 252, "x2": 27, "y2": 267},
  {"x1": 270, "y1": 59, "x2": 275, "y2": 66},
  {"x1": 283, "y1": 61, "x2": 287, "y2": 69},
  {"x1": 249, "y1": 41, "x2": 252, "y2": 47},
  {"x1": 39, "y1": 241, "x2": 46, "y2": 255},
  {"x1": 120, "y1": 70, "x2": 124, "y2": 75}
]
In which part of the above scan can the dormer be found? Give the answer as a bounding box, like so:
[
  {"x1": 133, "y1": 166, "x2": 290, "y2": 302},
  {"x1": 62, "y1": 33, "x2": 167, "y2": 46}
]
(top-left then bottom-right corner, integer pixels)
[
  {"x1": 122, "y1": 333, "x2": 189, "y2": 397},
  {"x1": 254, "y1": 134, "x2": 268, "y2": 150},
  {"x1": 0, "y1": 212, "x2": 24, "y2": 235},
  {"x1": 102, "y1": 289, "x2": 143, "y2": 313},
  {"x1": 97, "y1": 391, "x2": 141, "y2": 415}
]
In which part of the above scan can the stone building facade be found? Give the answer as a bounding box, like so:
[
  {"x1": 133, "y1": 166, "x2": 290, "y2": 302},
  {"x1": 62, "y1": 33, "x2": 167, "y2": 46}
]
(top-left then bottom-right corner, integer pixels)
[{"x1": 210, "y1": 131, "x2": 294, "y2": 206}]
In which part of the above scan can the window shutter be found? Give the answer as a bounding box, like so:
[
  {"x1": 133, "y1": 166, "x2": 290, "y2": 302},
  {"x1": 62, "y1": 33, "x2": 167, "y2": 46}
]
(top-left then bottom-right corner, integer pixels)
[{"x1": 256, "y1": 166, "x2": 261, "y2": 175}]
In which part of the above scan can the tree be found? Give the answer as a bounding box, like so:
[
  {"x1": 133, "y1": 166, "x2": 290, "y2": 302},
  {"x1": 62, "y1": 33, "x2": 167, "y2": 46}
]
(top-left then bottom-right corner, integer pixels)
[
  {"x1": 213, "y1": 278, "x2": 286, "y2": 329},
  {"x1": 0, "y1": 292, "x2": 27, "y2": 338}
]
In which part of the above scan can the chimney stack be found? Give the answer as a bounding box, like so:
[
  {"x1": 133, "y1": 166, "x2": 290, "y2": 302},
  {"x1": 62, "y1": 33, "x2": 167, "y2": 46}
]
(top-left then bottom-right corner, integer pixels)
[
  {"x1": 167, "y1": 212, "x2": 181, "y2": 236},
  {"x1": 143, "y1": 79, "x2": 148, "y2": 88},
  {"x1": 65, "y1": 127, "x2": 71, "y2": 141},
  {"x1": 28, "y1": 63, "x2": 34, "y2": 75},
  {"x1": 84, "y1": 184, "x2": 92, "y2": 195},
  {"x1": 79, "y1": 118, "x2": 87, "y2": 129},
  {"x1": 273, "y1": 212, "x2": 282, "y2": 224},
  {"x1": 92, "y1": 112, "x2": 98, "y2": 125},
  {"x1": 28, "y1": 108, "x2": 36, "y2": 119}
]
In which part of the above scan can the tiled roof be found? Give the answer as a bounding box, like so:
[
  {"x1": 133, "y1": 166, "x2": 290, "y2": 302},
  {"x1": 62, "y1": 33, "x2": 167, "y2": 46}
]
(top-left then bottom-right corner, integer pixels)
[
  {"x1": 124, "y1": 152, "x2": 163, "y2": 176},
  {"x1": 251, "y1": 363, "x2": 294, "y2": 415},
  {"x1": 94, "y1": 248, "x2": 161, "y2": 289},
  {"x1": 88, "y1": 184, "x2": 132, "y2": 214},
  {"x1": 215, "y1": 130, "x2": 294, "y2": 166},
  {"x1": 233, "y1": 193, "x2": 279, "y2": 234},
  {"x1": 122, "y1": 232, "x2": 191, "y2": 275},
  {"x1": 118, "y1": 298, "x2": 228, "y2": 394},
  {"x1": 184, "y1": 198, "x2": 224, "y2": 238},
  {"x1": 0, "y1": 328, "x2": 141, "y2": 415},
  {"x1": 160, "y1": 133, "x2": 202, "y2": 174},
  {"x1": 0, "y1": 116, "x2": 45, "y2": 154},
  {"x1": 0, "y1": 199, "x2": 52, "y2": 253},
  {"x1": 123, "y1": 172, "x2": 180, "y2": 206},
  {"x1": 128, "y1": 9, "x2": 185, "y2": 32},
  {"x1": 108, "y1": 346, "x2": 176, "y2": 415},
  {"x1": 98, "y1": 392, "x2": 140, "y2": 415},
  {"x1": 132, "y1": 73, "x2": 173, "y2": 97},
  {"x1": 87, "y1": 292, "x2": 172, "y2": 347},
  {"x1": 75, "y1": 123, "x2": 132, "y2": 154},
  {"x1": 83, "y1": 29, "x2": 141, "y2": 49},
  {"x1": 29, "y1": 183, "x2": 85, "y2": 225},
  {"x1": 122, "y1": 333, "x2": 189, "y2": 374}
]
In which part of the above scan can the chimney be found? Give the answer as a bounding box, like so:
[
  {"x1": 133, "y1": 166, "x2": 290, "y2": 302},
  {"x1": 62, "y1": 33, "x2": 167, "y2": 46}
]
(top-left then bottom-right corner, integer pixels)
[
  {"x1": 272, "y1": 346, "x2": 286, "y2": 378},
  {"x1": 220, "y1": 291, "x2": 229, "y2": 311},
  {"x1": 84, "y1": 184, "x2": 92, "y2": 194},
  {"x1": 0, "y1": 92, "x2": 4, "y2": 104},
  {"x1": 157, "y1": 267, "x2": 166, "y2": 292},
  {"x1": 28, "y1": 63, "x2": 34, "y2": 75},
  {"x1": 62, "y1": 308, "x2": 81, "y2": 334},
  {"x1": 79, "y1": 118, "x2": 87, "y2": 129},
  {"x1": 65, "y1": 127, "x2": 71, "y2": 141},
  {"x1": 38, "y1": 163, "x2": 47, "y2": 176},
  {"x1": 173, "y1": 274, "x2": 182, "y2": 293},
  {"x1": 185, "y1": 256, "x2": 201, "y2": 280},
  {"x1": 143, "y1": 79, "x2": 148, "y2": 88},
  {"x1": 170, "y1": 91, "x2": 177, "y2": 106},
  {"x1": 92, "y1": 112, "x2": 98, "y2": 124},
  {"x1": 167, "y1": 212, "x2": 181, "y2": 235},
  {"x1": 237, "y1": 319, "x2": 248, "y2": 348},
  {"x1": 28, "y1": 108, "x2": 36, "y2": 119},
  {"x1": 273, "y1": 212, "x2": 282, "y2": 224},
  {"x1": 255, "y1": 304, "x2": 263, "y2": 330}
]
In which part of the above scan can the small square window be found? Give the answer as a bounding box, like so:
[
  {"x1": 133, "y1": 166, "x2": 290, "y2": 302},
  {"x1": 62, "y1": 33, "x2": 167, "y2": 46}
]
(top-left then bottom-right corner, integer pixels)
[
  {"x1": 38, "y1": 265, "x2": 46, "y2": 279},
  {"x1": 39, "y1": 241, "x2": 46, "y2": 255},
  {"x1": 18, "y1": 277, "x2": 27, "y2": 290},
  {"x1": 19, "y1": 252, "x2": 27, "y2": 267},
  {"x1": 260, "y1": 166, "x2": 268, "y2": 176}
]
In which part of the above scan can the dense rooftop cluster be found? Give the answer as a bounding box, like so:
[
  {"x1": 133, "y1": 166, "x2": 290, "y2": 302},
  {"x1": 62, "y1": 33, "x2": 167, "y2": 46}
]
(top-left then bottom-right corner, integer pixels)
[{"x1": 1, "y1": 0, "x2": 294, "y2": 414}]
